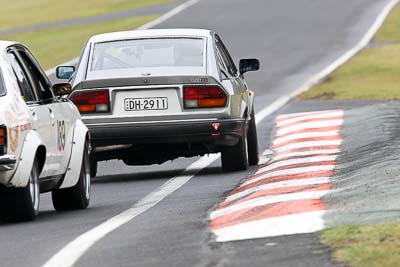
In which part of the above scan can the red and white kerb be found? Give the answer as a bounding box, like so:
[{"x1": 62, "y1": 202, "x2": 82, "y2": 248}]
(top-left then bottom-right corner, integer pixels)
[{"x1": 210, "y1": 109, "x2": 344, "y2": 242}]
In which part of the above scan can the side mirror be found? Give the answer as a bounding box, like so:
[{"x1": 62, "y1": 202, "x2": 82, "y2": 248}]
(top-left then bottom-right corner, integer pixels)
[
  {"x1": 239, "y1": 59, "x2": 260, "y2": 75},
  {"x1": 56, "y1": 66, "x2": 75, "y2": 80},
  {"x1": 52, "y1": 83, "x2": 72, "y2": 97}
]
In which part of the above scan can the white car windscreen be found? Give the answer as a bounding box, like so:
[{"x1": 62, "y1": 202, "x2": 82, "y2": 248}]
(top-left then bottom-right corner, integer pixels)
[{"x1": 90, "y1": 38, "x2": 205, "y2": 73}]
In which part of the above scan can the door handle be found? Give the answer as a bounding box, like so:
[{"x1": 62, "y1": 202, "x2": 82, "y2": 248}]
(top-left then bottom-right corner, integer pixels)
[
  {"x1": 31, "y1": 111, "x2": 37, "y2": 120},
  {"x1": 48, "y1": 108, "x2": 55, "y2": 117},
  {"x1": 48, "y1": 108, "x2": 56, "y2": 126}
]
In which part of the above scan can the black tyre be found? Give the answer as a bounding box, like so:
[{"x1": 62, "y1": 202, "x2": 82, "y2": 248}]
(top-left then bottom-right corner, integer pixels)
[
  {"x1": 247, "y1": 107, "x2": 259, "y2": 166},
  {"x1": 0, "y1": 159, "x2": 40, "y2": 222},
  {"x1": 52, "y1": 142, "x2": 91, "y2": 211},
  {"x1": 90, "y1": 157, "x2": 97, "y2": 178},
  {"x1": 221, "y1": 130, "x2": 249, "y2": 172}
]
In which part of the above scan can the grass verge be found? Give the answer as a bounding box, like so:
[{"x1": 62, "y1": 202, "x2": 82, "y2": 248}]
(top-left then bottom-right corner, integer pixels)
[
  {"x1": 298, "y1": 4, "x2": 400, "y2": 100},
  {"x1": 0, "y1": 15, "x2": 158, "y2": 70},
  {"x1": 321, "y1": 224, "x2": 400, "y2": 267},
  {"x1": 0, "y1": 0, "x2": 170, "y2": 31}
]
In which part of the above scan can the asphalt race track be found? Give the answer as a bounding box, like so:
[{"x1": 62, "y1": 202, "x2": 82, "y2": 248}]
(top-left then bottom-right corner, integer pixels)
[{"x1": 0, "y1": 0, "x2": 394, "y2": 266}]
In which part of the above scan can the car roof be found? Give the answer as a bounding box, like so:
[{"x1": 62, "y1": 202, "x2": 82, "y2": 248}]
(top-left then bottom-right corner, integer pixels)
[{"x1": 88, "y1": 29, "x2": 213, "y2": 43}]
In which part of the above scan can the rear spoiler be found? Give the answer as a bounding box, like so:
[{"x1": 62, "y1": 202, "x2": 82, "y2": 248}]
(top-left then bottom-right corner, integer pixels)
[{"x1": 74, "y1": 76, "x2": 221, "y2": 90}]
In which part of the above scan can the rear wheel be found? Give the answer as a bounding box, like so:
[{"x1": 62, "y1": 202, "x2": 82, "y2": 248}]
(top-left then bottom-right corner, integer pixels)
[
  {"x1": 52, "y1": 142, "x2": 91, "y2": 211},
  {"x1": 221, "y1": 130, "x2": 249, "y2": 172},
  {"x1": 0, "y1": 159, "x2": 40, "y2": 222},
  {"x1": 247, "y1": 107, "x2": 259, "y2": 165}
]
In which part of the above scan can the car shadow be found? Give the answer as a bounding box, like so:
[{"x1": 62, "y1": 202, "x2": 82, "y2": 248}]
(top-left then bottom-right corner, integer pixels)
[
  {"x1": 92, "y1": 164, "x2": 224, "y2": 184},
  {"x1": 0, "y1": 202, "x2": 110, "y2": 225},
  {"x1": 92, "y1": 169, "x2": 185, "y2": 184}
]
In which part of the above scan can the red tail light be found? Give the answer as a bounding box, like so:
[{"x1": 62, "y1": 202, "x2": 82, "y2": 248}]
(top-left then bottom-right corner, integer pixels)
[
  {"x1": 70, "y1": 90, "x2": 110, "y2": 113},
  {"x1": 0, "y1": 126, "x2": 6, "y2": 154},
  {"x1": 183, "y1": 86, "x2": 227, "y2": 109}
]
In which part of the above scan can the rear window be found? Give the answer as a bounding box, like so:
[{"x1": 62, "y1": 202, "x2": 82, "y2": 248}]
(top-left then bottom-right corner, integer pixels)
[
  {"x1": 0, "y1": 71, "x2": 5, "y2": 96},
  {"x1": 90, "y1": 38, "x2": 204, "y2": 71}
]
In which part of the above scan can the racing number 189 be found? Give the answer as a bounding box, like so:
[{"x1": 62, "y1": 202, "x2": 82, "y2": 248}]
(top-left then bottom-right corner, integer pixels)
[{"x1": 57, "y1": 120, "x2": 66, "y2": 151}]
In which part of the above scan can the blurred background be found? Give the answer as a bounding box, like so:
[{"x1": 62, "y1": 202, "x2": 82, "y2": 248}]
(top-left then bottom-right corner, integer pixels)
[{"x1": 0, "y1": 0, "x2": 181, "y2": 70}]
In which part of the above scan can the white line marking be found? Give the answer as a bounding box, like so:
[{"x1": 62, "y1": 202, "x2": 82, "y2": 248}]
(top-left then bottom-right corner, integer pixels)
[
  {"x1": 213, "y1": 211, "x2": 326, "y2": 242},
  {"x1": 272, "y1": 149, "x2": 340, "y2": 161},
  {"x1": 255, "y1": 155, "x2": 337, "y2": 175},
  {"x1": 45, "y1": 0, "x2": 201, "y2": 76},
  {"x1": 225, "y1": 177, "x2": 331, "y2": 203},
  {"x1": 277, "y1": 111, "x2": 343, "y2": 127},
  {"x1": 210, "y1": 190, "x2": 329, "y2": 220},
  {"x1": 276, "y1": 120, "x2": 343, "y2": 136},
  {"x1": 274, "y1": 140, "x2": 342, "y2": 153},
  {"x1": 42, "y1": 154, "x2": 220, "y2": 267},
  {"x1": 273, "y1": 131, "x2": 340, "y2": 146},
  {"x1": 257, "y1": 149, "x2": 274, "y2": 165},
  {"x1": 258, "y1": 155, "x2": 271, "y2": 165},
  {"x1": 277, "y1": 110, "x2": 342, "y2": 121},
  {"x1": 263, "y1": 149, "x2": 274, "y2": 155},
  {"x1": 137, "y1": 0, "x2": 200, "y2": 30},
  {"x1": 242, "y1": 165, "x2": 335, "y2": 187}
]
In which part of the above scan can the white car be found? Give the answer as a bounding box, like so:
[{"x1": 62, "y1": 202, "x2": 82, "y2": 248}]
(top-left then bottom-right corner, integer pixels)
[
  {"x1": 0, "y1": 41, "x2": 90, "y2": 221},
  {"x1": 57, "y1": 29, "x2": 259, "y2": 174}
]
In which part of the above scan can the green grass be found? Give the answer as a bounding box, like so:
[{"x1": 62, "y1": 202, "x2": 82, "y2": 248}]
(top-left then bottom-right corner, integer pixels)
[
  {"x1": 0, "y1": 15, "x2": 158, "y2": 69},
  {"x1": 299, "y1": 44, "x2": 400, "y2": 99},
  {"x1": 321, "y1": 224, "x2": 400, "y2": 267},
  {"x1": 299, "y1": 4, "x2": 400, "y2": 100},
  {"x1": 0, "y1": 0, "x2": 171, "y2": 31},
  {"x1": 375, "y1": 4, "x2": 400, "y2": 42}
]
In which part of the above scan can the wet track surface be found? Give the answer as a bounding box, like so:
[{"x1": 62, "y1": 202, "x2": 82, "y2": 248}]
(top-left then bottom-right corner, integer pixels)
[{"x1": 0, "y1": 0, "x2": 396, "y2": 266}]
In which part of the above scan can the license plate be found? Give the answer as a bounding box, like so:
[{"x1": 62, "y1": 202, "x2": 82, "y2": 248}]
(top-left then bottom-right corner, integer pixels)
[{"x1": 124, "y1": 97, "x2": 168, "y2": 111}]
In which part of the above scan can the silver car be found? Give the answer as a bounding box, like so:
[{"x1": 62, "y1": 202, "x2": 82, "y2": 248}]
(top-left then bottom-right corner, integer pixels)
[{"x1": 55, "y1": 29, "x2": 260, "y2": 175}]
